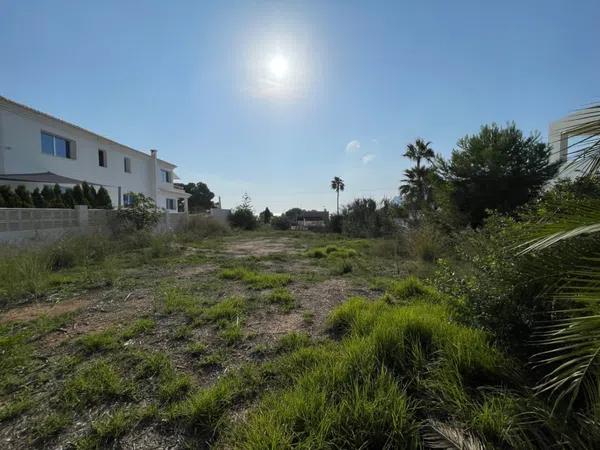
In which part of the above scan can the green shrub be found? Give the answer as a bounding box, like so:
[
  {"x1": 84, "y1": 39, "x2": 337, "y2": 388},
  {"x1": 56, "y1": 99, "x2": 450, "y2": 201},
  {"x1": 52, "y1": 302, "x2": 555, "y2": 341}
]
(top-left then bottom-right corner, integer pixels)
[
  {"x1": 270, "y1": 216, "x2": 291, "y2": 230},
  {"x1": 116, "y1": 193, "x2": 162, "y2": 231},
  {"x1": 228, "y1": 208, "x2": 258, "y2": 230}
]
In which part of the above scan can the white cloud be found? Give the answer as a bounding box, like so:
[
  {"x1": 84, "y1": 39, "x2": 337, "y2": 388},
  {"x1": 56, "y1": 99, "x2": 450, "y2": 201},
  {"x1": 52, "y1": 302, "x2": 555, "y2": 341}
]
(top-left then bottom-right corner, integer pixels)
[
  {"x1": 345, "y1": 140, "x2": 361, "y2": 153},
  {"x1": 371, "y1": 138, "x2": 379, "y2": 145},
  {"x1": 361, "y1": 153, "x2": 376, "y2": 164}
]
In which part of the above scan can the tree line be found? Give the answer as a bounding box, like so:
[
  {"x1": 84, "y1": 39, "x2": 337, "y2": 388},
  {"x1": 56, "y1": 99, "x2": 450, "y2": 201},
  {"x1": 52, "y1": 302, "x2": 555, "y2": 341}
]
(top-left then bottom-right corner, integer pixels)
[{"x1": 0, "y1": 182, "x2": 112, "y2": 209}]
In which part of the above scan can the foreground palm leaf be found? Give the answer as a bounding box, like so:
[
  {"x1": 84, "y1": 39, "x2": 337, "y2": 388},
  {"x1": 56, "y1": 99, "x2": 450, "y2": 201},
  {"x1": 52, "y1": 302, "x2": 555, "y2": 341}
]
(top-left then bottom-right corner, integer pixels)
[
  {"x1": 422, "y1": 420, "x2": 485, "y2": 450},
  {"x1": 519, "y1": 103, "x2": 600, "y2": 415}
]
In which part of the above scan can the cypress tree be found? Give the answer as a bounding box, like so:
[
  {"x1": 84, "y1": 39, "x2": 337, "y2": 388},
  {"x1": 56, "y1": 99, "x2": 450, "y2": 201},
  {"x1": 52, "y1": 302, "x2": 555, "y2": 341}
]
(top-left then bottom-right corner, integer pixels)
[
  {"x1": 51, "y1": 184, "x2": 65, "y2": 208},
  {"x1": 41, "y1": 185, "x2": 55, "y2": 206},
  {"x1": 73, "y1": 184, "x2": 86, "y2": 206},
  {"x1": 95, "y1": 186, "x2": 113, "y2": 209},
  {"x1": 82, "y1": 181, "x2": 96, "y2": 208},
  {"x1": 32, "y1": 187, "x2": 47, "y2": 208},
  {"x1": 62, "y1": 188, "x2": 75, "y2": 208},
  {"x1": 15, "y1": 185, "x2": 33, "y2": 207}
]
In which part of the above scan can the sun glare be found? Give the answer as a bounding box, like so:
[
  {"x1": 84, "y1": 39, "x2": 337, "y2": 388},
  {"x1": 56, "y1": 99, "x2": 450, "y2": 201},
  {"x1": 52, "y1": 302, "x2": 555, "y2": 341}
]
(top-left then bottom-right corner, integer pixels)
[{"x1": 269, "y1": 55, "x2": 289, "y2": 79}]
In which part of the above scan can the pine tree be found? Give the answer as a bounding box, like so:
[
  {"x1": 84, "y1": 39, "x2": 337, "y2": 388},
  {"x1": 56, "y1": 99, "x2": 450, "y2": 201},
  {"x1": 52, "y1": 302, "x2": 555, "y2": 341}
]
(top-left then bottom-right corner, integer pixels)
[
  {"x1": 95, "y1": 186, "x2": 113, "y2": 209},
  {"x1": 32, "y1": 188, "x2": 47, "y2": 208},
  {"x1": 15, "y1": 185, "x2": 33, "y2": 207}
]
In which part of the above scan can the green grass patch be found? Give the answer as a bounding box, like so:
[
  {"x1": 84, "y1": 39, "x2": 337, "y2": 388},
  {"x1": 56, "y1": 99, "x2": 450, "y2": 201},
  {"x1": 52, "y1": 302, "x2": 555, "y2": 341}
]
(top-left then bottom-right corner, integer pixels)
[
  {"x1": 0, "y1": 394, "x2": 32, "y2": 422},
  {"x1": 167, "y1": 365, "x2": 262, "y2": 439},
  {"x1": 77, "y1": 404, "x2": 158, "y2": 450},
  {"x1": 32, "y1": 412, "x2": 72, "y2": 443},
  {"x1": 203, "y1": 297, "x2": 245, "y2": 322},
  {"x1": 276, "y1": 332, "x2": 311, "y2": 353},
  {"x1": 157, "y1": 286, "x2": 204, "y2": 317},
  {"x1": 265, "y1": 287, "x2": 295, "y2": 311},
  {"x1": 220, "y1": 267, "x2": 292, "y2": 289},
  {"x1": 218, "y1": 321, "x2": 244, "y2": 346},
  {"x1": 61, "y1": 359, "x2": 130, "y2": 407}
]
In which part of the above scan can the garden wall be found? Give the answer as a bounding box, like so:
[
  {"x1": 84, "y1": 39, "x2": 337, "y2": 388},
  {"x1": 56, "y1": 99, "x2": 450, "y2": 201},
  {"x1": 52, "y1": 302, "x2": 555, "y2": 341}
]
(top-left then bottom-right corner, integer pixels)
[{"x1": 0, "y1": 206, "x2": 189, "y2": 244}]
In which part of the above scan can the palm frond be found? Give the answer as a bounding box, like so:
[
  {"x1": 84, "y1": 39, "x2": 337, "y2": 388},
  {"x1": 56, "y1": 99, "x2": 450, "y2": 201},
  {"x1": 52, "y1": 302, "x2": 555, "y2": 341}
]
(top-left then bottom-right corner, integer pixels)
[
  {"x1": 422, "y1": 420, "x2": 485, "y2": 450},
  {"x1": 516, "y1": 201, "x2": 600, "y2": 255},
  {"x1": 531, "y1": 312, "x2": 600, "y2": 413}
]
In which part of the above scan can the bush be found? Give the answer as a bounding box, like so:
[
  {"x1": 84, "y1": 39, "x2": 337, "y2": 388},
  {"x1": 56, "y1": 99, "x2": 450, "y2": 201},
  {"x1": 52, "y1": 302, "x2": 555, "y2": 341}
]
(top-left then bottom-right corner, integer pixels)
[
  {"x1": 340, "y1": 198, "x2": 403, "y2": 237},
  {"x1": 271, "y1": 216, "x2": 291, "y2": 230},
  {"x1": 179, "y1": 215, "x2": 230, "y2": 239},
  {"x1": 228, "y1": 208, "x2": 258, "y2": 230},
  {"x1": 117, "y1": 193, "x2": 161, "y2": 231}
]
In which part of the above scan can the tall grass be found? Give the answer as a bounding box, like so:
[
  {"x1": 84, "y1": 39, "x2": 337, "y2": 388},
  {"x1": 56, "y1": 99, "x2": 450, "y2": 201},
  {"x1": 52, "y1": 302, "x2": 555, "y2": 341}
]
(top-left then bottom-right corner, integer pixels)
[{"x1": 223, "y1": 282, "x2": 559, "y2": 448}]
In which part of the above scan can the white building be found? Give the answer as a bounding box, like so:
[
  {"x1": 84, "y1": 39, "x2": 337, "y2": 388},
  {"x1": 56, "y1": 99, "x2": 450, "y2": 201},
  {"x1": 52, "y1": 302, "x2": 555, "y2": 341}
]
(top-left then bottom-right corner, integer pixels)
[
  {"x1": 0, "y1": 96, "x2": 190, "y2": 212},
  {"x1": 548, "y1": 107, "x2": 599, "y2": 179}
]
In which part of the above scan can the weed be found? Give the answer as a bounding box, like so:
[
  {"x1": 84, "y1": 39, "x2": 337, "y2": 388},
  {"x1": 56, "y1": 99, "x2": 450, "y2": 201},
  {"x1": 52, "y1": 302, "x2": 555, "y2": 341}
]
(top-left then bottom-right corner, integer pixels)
[
  {"x1": 167, "y1": 365, "x2": 262, "y2": 439},
  {"x1": 172, "y1": 324, "x2": 193, "y2": 340},
  {"x1": 276, "y1": 332, "x2": 311, "y2": 353},
  {"x1": 121, "y1": 318, "x2": 155, "y2": 340},
  {"x1": 187, "y1": 342, "x2": 208, "y2": 355},
  {"x1": 158, "y1": 286, "x2": 203, "y2": 317},
  {"x1": 32, "y1": 412, "x2": 72, "y2": 442},
  {"x1": 220, "y1": 267, "x2": 291, "y2": 289},
  {"x1": 197, "y1": 350, "x2": 226, "y2": 369},
  {"x1": 159, "y1": 374, "x2": 193, "y2": 403},
  {"x1": 77, "y1": 330, "x2": 120, "y2": 353},
  {"x1": 266, "y1": 287, "x2": 295, "y2": 311},
  {"x1": 219, "y1": 321, "x2": 244, "y2": 346},
  {"x1": 204, "y1": 297, "x2": 244, "y2": 322},
  {"x1": 77, "y1": 404, "x2": 158, "y2": 449},
  {"x1": 0, "y1": 394, "x2": 31, "y2": 422},
  {"x1": 62, "y1": 359, "x2": 130, "y2": 407}
]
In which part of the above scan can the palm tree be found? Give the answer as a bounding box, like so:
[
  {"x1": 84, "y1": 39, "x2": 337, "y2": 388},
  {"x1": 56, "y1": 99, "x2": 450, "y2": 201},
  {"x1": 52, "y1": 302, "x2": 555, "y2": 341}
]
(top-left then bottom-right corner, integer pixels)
[
  {"x1": 517, "y1": 104, "x2": 600, "y2": 416},
  {"x1": 331, "y1": 176, "x2": 345, "y2": 215},
  {"x1": 400, "y1": 139, "x2": 436, "y2": 212}
]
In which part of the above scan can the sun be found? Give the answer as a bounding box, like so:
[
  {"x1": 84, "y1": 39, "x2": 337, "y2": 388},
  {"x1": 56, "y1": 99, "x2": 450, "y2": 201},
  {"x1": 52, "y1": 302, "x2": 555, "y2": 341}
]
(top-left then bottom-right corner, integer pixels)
[{"x1": 268, "y1": 55, "x2": 289, "y2": 79}]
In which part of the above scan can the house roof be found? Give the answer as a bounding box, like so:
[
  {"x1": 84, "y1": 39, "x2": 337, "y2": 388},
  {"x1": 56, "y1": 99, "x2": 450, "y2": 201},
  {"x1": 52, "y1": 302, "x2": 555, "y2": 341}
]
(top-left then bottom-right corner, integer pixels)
[
  {"x1": 0, "y1": 171, "x2": 84, "y2": 184},
  {"x1": 299, "y1": 210, "x2": 329, "y2": 221},
  {"x1": 0, "y1": 95, "x2": 176, "y2": 168}
]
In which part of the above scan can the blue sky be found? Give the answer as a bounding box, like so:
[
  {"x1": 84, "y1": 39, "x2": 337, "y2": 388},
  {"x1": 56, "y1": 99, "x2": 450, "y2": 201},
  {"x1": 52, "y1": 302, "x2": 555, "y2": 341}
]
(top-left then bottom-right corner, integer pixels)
[{"x1": 1, "y1": 0, "x2": 599, "y2": 214}]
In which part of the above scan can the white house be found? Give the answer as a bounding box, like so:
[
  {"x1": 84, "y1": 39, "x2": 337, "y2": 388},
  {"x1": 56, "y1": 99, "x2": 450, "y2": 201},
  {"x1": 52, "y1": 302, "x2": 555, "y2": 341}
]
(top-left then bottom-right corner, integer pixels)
[
  {"x1": 548, "y1": 108, "x2": 599, "y2": 180},
  {"x1": 0, "y1": 96, "x2": 190, "y2": 212}
]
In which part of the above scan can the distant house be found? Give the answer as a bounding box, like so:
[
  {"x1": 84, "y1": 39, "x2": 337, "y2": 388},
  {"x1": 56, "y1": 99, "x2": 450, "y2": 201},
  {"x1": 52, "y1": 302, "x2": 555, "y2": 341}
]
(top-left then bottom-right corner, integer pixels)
[
  {"x1": 0, "y1": 96, "x2": 190, "y2": 212},
  {"x1": 294, "y1": 210, "x2": 329, "y2": 229}
]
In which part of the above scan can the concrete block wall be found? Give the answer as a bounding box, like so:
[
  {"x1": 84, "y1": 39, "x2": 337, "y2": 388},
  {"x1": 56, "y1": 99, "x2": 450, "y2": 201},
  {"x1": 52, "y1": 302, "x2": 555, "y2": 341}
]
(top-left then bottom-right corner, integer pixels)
[{"x1": 0, "y1": 206, "x2": 189, "y2": 244}]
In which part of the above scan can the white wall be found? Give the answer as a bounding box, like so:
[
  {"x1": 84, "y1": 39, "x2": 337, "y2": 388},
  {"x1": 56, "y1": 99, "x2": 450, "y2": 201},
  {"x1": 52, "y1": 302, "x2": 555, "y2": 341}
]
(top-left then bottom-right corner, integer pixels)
[{"x1": 0, "y1": 98, "x2": 188, "y2": 209}]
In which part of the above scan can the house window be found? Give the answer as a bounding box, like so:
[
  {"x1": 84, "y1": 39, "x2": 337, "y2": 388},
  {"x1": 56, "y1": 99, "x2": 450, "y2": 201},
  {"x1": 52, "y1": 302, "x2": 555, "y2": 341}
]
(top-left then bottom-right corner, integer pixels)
[
  {"x1": 98, "y1": 149, "x2": 107, "y2": 167},
  {"x1": 124, "y1": 157, "x2": 131, "y2": 173},
  {"x1": 41, "y1": 132, "x2": 74, "y2": 159},
  {"x1": 123, "y1": 193, "x2": 134, "y2": 207},
  {"x1": 160, "y1": 169, "x2": 172, "y2": 183},
  {"x1": 166, "y1": 198, "x2": 176, "y2": 210}
]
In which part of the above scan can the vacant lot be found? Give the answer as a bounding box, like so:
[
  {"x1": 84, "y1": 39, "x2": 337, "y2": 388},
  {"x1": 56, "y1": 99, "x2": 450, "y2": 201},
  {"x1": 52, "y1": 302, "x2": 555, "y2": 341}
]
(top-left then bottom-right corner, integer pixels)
[
  {"x1": 0, "y1": 231, "x2": 409, "y2": 449},
  {"x1": 1, "y1": 230, "x2": 561, "y2": 449}
]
